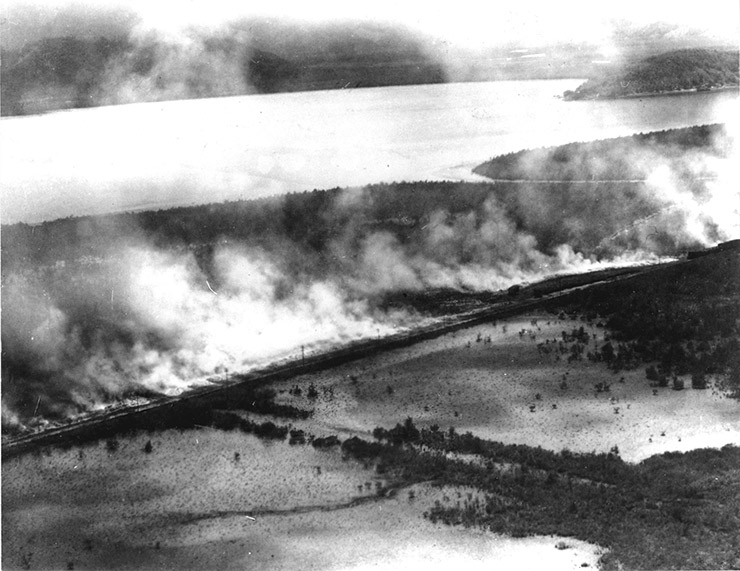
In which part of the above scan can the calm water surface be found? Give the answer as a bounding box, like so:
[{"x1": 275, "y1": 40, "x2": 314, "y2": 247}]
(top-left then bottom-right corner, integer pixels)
[{"x1": 1, "y1": 79, "x2": 736, "y2": 223}]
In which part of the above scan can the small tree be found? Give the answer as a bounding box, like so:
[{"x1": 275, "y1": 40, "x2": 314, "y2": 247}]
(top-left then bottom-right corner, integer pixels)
[
  {"x1": 143, "y1": 440, "x2": 153, "y2": 454},
  {"x1": 645, "y1": 365, "x2": 659, "y2": 382},
  {"x1": 691, "y1": 372, "x2": 708, "y2": 389},
  {"x1": 601, "y1": 342, "x2": 615, "y2": 363},
  {"x1": 372, "y1": 426, "x2": 388, "y2": 441},
  {"x1": 403, "y1": 417, "x2": 420, "y2": 442}
]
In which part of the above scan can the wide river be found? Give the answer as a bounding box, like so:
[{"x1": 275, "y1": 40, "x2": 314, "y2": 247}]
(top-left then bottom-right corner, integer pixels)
[{"x1": 1, "y1": 79, "x2": 737, "y2": 223}]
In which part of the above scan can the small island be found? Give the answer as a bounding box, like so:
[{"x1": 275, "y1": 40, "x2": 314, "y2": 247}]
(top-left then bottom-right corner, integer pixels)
[{"x1": 564, "y1": 48, "x2": 739, "y2": 100}]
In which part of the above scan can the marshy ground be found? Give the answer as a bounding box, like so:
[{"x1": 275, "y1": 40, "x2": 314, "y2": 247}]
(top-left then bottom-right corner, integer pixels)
[
  {"x1": 4, "y1": 311, "x2": 738, "y2": 570},
  {"x1": 275, "y1": 314, "x2": 739, "y2": 462}
]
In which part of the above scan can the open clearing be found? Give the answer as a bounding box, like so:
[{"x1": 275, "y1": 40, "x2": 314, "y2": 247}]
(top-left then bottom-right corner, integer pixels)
[{"x1": 275, "y1": 313, "x2": 739, "y2": 462}]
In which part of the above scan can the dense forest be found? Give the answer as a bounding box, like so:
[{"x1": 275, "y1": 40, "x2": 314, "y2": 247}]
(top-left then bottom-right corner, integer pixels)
[
  {"x1": 564, "y1": 48, "x2": 739, "y2": 100},
  {"x1": 2, "y1": 125, "x2": 730, "y2": 274},
  {"x1": 1, "y1": 182, "x2": 497, "y2": 272},
  {"x1": 0, "y1": 177, "x2": 711, "y2": 278}
]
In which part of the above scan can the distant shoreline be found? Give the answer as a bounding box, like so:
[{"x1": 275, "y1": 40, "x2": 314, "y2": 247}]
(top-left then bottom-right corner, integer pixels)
[{"x1": 564, "y1": 85, "x2": 739, "y2": 101}]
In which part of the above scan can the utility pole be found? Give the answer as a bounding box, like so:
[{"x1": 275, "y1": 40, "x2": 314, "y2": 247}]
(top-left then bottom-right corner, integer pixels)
[{"x1": 301, "y1": 345, "x2": 305, "y2": 364}]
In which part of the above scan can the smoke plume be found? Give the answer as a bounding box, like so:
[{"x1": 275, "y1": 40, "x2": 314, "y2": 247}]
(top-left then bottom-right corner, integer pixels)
[
  {"x1": 95, "y1": 27, "x2": 252, "y2": 106},
  {"x1": 1, "y1": 241, "x2": 409, "y2": 425},
  {"x1": 2, "y1": 123, "x2": 737, "y2": 430}
]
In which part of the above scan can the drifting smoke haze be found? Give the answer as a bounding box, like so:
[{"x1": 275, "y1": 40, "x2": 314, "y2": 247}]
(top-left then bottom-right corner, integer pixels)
[
  {"x1": 474, "y1": 123, "x2": 739, "y2": 254},
  {"x1": 1, "y1": 240, "x2": 404, "y2": 424},
  {"x1": 348, "y1": 201, "x2": 606, "y2": 294},
  {"x1": 0, "y1": 229, "x2": 586, "y2": 427},
  {"x1": 95, "y1": 27, "x2": 251, "y2": 106},
  {"x1": 1, "y1": 2, "x2": 738, "y2": 430},
  {"x1": 0, "y1": 210, "x2": 574, "y2": 424},
  {"x1": 2, "y1": 122, "x2": 737, "y2": 429}
]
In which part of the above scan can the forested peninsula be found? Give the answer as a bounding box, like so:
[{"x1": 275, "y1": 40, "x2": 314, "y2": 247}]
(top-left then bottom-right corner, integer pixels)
[
  {"x1": 564, "y1": 49, "x2": 739, "y2": 100},
  {"x1": 473, "y1": 124, "x2": 729, "y2": 181}
]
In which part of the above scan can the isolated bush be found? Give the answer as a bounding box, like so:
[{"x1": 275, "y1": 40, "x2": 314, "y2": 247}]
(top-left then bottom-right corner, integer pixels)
[
  {"x1": 289, "y1": 429, "x2": 306, "y2": 445},
  {"x1": 253, "y1": 421, "x2": 289, "y2": 440},
  {"x1": 312, "y1": 435, "x2": 341, "y2": 448},
  {"x1": 691, "y1": 372, "x2": 708, "y2": 389},
  {"x1": 341, "y1": 436, "x2": 384, "y2": 459}
]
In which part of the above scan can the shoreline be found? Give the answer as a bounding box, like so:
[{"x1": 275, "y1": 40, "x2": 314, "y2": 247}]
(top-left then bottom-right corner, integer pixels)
[{"x1": 564, "y1": 84, "x2": 739, "y2": 101}]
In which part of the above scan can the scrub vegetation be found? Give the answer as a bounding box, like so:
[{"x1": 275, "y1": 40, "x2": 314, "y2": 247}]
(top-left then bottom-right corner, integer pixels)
[
  {"x1": 543, "y1": 247, "x2": 740, "y2": 398},
  {"x1": 343, "y1": 419, "x2": 740, "y2": 570}
]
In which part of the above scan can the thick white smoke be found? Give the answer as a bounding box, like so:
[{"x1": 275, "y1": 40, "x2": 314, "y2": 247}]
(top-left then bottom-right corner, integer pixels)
[
  {"x1": 641, "y1": 128, "x2": 740, "y2": 246},
  {"x1": 1, "y1": 243, "x2": 408, "y2": 422},
  {"x1": 121, "y1": 245, "x2": 400, "y2": 383},
  {"x1": 1, "y1": 198, "x2": 658, "y2": 426},
  {"x1": 346, "y1": 198, "x2": 639, "y2": 294},
  {"x1": 2, "y1": 123, "x2": 736, "y2": 428}
]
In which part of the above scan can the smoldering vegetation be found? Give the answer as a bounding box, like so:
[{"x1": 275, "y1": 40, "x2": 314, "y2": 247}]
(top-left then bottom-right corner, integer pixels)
[{"x1": 1, "y1": 124, "x2": 737, "y2": 429}]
